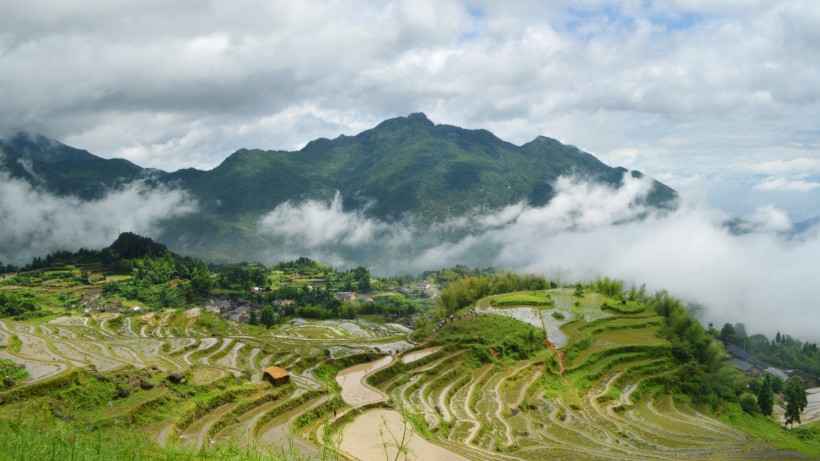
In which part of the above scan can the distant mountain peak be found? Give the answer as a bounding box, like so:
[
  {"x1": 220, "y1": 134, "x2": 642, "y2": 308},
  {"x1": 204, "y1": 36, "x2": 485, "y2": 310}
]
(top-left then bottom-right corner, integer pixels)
[
  {"x1": 374, "y1": 112, "x2": 435, "y2": 131},
  {"x1": 2, "y1": 130, "x2": 97, "y2": 164}
]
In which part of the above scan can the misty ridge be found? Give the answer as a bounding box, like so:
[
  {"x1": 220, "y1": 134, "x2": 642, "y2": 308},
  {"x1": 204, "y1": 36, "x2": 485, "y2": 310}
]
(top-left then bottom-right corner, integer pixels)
[{"x1": 1, "y1": 150, "x2": 819, "y2": 342}]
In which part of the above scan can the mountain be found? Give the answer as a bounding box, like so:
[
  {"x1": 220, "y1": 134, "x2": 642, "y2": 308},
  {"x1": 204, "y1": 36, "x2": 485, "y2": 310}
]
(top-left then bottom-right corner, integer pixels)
[
  {"x1": 166, "y1": 113, "x2": 675, "y2": 221},
  {"x1": 0, "y1": 131, "x2": 148, "y2": 199},
  {"x1": 1, "y1": 115, "x2": 677, "y2": 264}
]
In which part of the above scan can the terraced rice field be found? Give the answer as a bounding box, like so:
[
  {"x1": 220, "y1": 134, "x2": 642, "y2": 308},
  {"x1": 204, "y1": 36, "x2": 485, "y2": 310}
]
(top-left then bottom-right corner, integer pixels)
[{"x1": 0, "y1": 298, "x2": 813, "y2": 460}]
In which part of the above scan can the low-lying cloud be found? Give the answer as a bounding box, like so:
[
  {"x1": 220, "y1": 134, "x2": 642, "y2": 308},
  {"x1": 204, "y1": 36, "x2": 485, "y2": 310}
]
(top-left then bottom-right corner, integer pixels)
[
  {"x1": 257, "y1": 174, "x2": 820, "y2": 341},
  {"x1": 0, "y1": 172, "x2": 197, "y2": 266}
]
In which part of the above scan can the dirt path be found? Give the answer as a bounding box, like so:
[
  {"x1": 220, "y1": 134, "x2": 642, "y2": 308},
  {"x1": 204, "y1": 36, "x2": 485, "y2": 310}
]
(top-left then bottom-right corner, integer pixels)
[
  {"x1": 96, "y1": 314, "x2": 119, "y2": 338},
  {"x1": 459, "y1": 364, "x2": 492, "y2": 445},
  {"x1": 200, "y1": 338, "x2": 234, "y2": 366},
  {"x1": 438, "y1": 375, "x2": 469, "y2": 424},
  {"x1": 487, "y1": 364, "x2": 531, "y2": 447},
  {"x1": 511, "y1": 368, "x2": 543, "y2": 408},
  {"x1": 401, "y1": 346, "x2": 442, "y2": 364},
  {"x1": 336, "y1": 355, "x2": 394, "y2": 407},
  {"x1": 182, "y1": 337, "x2": 218, "y2": 366},
  {"x1": 213, "y1": 341, "x2": 245, "y2": 369}
]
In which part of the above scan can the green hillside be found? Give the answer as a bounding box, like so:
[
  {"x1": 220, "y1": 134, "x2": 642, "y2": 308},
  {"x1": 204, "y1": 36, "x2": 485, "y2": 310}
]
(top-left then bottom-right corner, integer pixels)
[
  {"x1": 172, "y1": 113, "x2": 675, "y2": 221},
  {"x1": 0, "y1": 132, "x2": 146, "y2": 199},
  {"x1": 1, "y1": 115, "x2": 677, "y2": 263},
  {"x1": 1, "y1": 281, "x2": 816, "y2": 460}
]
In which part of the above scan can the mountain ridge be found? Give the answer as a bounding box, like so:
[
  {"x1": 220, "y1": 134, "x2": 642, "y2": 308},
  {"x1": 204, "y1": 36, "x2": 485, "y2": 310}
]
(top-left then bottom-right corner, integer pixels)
[{"x1": 1, "y1": 114, "x2": 677, "y2": 263}]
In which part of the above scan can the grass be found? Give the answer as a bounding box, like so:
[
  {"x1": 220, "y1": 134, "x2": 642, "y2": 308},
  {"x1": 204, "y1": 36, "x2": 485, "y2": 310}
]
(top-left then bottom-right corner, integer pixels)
[
  {"x1": 0, "y1": 358, "x2": 29, "y2": 383},
  {"x1": 432, "y1": 314, "x2": 545, "y2": 365},
  {"x1": 2, "y1": 284, "x2": 817, "y2": 460},
  {"x1": 717, "y1": 405, "x2": 820, "y2": 458},
  {"x1": 490, "y1": 292, "x2": 554, "y2": 307}
]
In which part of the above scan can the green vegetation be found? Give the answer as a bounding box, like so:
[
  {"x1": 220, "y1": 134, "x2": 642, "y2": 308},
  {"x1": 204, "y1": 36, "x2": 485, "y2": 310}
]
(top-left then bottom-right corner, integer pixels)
[
  {"x1": 784, "y1": 376, "x2": 808, "y2": 427},
  {"x1": 439, "y1": 273, "x2": 551, "y2": 314},
  {"x1": 719, "y1": 324, "x2": 820, "y2": 376},
  {"x1": 650, "y1": 291, "x2": 742, "y2": 407},
  {"x1": 490, "y1": 292, "x2": 553, "y2": 307},
  {"x1": 431, "y1": 314, "x2": 545, "y2": 365},
  {"x1": 1, "y1": 251, "x2": 818, "y2": 461},
  {"x1": 0, "y1": 358, "x2": 29, "y2": 384}
]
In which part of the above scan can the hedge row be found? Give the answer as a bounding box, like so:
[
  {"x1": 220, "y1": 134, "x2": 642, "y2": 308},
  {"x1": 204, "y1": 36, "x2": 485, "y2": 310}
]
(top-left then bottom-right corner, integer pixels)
[
  {"x1": 251, "y1": 389, "x2": 323, "y2": 437},
  {"x1": 0, "y1": 368, "x2": 82, "y2": 404},
  {"x1": 205, "y1": 384, "x2": 296, "y2": 440},
  {"x1": 174, "y1": 385, "x2": 258, "y2": 432},
  {"x1": 367, "y1": 350, "x2": 447, "y2": 386}
]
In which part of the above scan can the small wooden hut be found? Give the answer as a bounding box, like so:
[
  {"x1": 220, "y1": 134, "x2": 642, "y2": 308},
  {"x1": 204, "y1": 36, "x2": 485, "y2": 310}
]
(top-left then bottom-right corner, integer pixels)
[{"x1": 264, "y1": 366, "x2": 290, "y2": 386}]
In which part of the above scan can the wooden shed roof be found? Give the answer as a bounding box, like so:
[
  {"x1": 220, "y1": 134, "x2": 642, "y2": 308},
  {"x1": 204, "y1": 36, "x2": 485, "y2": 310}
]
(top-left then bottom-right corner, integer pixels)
[{"x1": 264, "y1": 366, "x2": 289, "y2": 379}]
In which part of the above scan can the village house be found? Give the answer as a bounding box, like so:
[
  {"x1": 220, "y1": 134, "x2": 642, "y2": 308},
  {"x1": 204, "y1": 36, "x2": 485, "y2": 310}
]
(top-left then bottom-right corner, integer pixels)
[
  {"x1": 82, "y1": 289, "x2": 102, "y2": 304},
  {"x1": 264, "y1": 366, "x2": 290, "y2": 386},
  {"x1": 786, "y1": 369, "x2": 818, "y2": 387},
  {"x1": 207, "y1": 298, "x2": 230, "y2": 314},
  {"x1": 273, "y1": 299, "x2": 294, "y2": 308},
  {"x1": 335, "y1": 291, "x2": 356, "y2": 302},
  {"x1": 728, "y1": 358, "x2": 761, "y2": 378},
  {"x1": 415, "y1": 281, "x2": 432, "y2": 293}
]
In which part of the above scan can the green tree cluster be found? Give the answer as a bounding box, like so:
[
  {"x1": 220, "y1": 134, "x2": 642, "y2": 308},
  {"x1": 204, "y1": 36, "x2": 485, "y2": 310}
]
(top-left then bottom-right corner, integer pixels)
[
  {"x1": 0, "y1": 291, "x2": 40, "y2": 319},
  {"x1": 438, "y1": 273, "x2": 550, "y2": 314},
  {"x1": 784, "y1": 376, "x2": 808, "y2": 428},
  {"x1": 650, "y1": 291, "x2": 743, "y2": 407},
  {"x1": 757, "y1": 374, "x2": 774, "y2": 416},
  {"x1": 719, "y1": 325, "x2": 820, "y2": 376}
]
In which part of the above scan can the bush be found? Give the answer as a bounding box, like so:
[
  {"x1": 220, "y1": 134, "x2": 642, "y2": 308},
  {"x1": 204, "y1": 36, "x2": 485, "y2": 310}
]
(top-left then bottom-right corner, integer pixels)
[{"x1": 740, "y1": 393, "x2": 758, "y2": 414}]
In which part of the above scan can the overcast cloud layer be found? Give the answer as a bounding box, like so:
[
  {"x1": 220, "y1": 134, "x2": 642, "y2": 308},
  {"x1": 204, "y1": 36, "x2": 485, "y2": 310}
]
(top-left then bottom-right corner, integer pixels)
[
  {"x1": 1, "y1": 1, "x2": 818, "y2": 218},
  {"x1": 0, "y1": 173, "x2": 197, "y2": 265},
  {"x1": 258, "y1": 174, "x2": 820, "y2": 342}
]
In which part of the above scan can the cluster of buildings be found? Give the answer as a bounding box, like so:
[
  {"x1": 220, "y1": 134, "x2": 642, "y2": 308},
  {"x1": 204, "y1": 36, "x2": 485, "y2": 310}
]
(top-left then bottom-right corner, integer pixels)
[
  {"x1": 726, "y1": 344, "x2": 817, "y2": 387},
  {"x1": 81, "y1": 289, "x2": 135, "y2": 314}
]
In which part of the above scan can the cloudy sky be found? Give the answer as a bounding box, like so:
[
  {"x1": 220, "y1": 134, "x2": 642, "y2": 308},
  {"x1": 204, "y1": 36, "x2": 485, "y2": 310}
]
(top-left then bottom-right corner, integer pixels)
[{"x1": 1, "y1": 0, "x2": 818, "y2": 220}]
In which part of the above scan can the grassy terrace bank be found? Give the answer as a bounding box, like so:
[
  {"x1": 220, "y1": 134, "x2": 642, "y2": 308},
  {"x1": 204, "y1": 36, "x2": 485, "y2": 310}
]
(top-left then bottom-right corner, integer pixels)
[{"x1": 0, "y1": 285, "x2": 818, "y2": 460}]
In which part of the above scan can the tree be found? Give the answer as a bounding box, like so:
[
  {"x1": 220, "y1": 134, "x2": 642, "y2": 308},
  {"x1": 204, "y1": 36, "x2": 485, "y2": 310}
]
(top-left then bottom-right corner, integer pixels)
[
  {"x1": 573, "y1": 283, "x2": 584, "y2": 298},
  {"x1": 719, "y1": 323, "x2": 736, "y2": 344},
  {"x1": 783, "y1": 376, "x2": 807, "y2": 428},
  {"x1": 259, "y1": 306, "x2": 276, "y2": 328},
  {"x1": 757, "y1": 374, "x2": 774, "y2": 416},
  {"x1": 740, "y1": 394, "x2": 758, "y2": 414},
  {"x1": 191, "y1": 261, "x2": 213, "y2": 299}
]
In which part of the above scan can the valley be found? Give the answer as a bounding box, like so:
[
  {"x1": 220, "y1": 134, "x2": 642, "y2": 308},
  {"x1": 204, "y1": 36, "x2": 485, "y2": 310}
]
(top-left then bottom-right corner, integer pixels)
[{"x1": 2, "y1": 284, "x2": 817, "y2": 460}]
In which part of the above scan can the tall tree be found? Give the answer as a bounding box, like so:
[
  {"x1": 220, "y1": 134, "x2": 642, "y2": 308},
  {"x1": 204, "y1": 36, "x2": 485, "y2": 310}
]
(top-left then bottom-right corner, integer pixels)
[
  {"x1": 757, "y1": 374, "x2": 774, "y2": 416},
  {"x1": 783, "y1": 376, "x2": 807, "y2": 428},
  {"x1": 719, "y1": 323, "x2": 736, "y2": 344},
  {"x1": 191, "y1": 261, "x2": 213, "y2": 299},
  {"x1": 259, "y1": 306, "x2": 276, "y2": 328}
]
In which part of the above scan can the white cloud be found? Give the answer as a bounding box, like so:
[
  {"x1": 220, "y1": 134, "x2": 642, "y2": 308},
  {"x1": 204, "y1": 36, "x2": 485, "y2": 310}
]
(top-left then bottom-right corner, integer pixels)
[
  {"x1": 0, "y1": 173, "x2": 197, "y2": 265},
  {"x1": 0, "y1": 1, "x2": 818, "y2": 222},
  {"x1": 755, "y1": 176, "x2": 820, "y2": 192},
  {"x1": 745, "y1": 205, "x2": 792, "y2": 232},
  {"x1": 739, "y1": 157, "x2": 820, "y2": 175},
  {"x1": 258, "y1": 192, "x2": 400, "y2": 247},
  {"x1": 255, "y1": 173, "x2": 819, "y2": 341}
]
